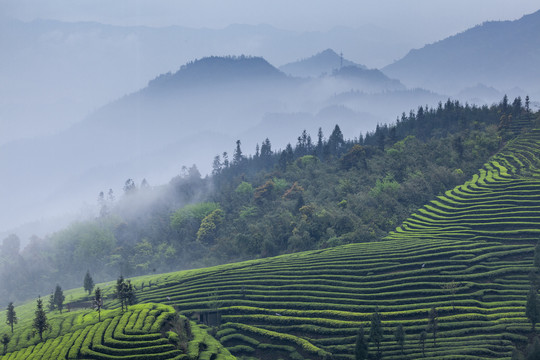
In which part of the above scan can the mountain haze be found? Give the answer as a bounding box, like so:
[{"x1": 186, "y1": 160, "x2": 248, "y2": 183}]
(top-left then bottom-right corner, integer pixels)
[
  {"x1": 279, "y1": 48, "x2": 366, "y2": 78},
  {"x1": 0, "y1": 53, "x2": 444, "y2": 236},
  {"x1": 383, "y1": 9, "x2": 540, "y2": 97}
]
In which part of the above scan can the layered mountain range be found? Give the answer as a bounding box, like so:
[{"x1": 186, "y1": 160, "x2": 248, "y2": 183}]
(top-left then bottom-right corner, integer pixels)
[{"x1": 2, "y1": 9, "x2": 540, "y2": 238}]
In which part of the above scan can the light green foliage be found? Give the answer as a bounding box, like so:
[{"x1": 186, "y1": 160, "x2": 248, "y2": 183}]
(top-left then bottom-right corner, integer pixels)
[
  {"x1": 170, "y1": 202, "x2": 221, "y2": 243},
  {"x1": 171, "y1": 202, "x2": 220, "y2": 231},
  {"x1": 196, "y1": 209, "x2": 224, "y2": 245},
  {"x1": 235, "y1": 182, "x2": 254, "y2": 202},
  {"x1": 370, "y1": 174, "x2": 400, "y2": 198},
  {"x1": 0, "y1": 304, "x2": 231, "y2": 360}
]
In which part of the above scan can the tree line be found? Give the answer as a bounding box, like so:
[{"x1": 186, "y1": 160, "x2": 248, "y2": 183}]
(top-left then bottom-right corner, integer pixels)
[{"x1": 0, "y1": 96, "x2": 537, "y2": 305}]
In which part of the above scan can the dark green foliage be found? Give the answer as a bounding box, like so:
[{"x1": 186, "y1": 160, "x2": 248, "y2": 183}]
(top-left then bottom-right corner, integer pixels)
[
  {"x1": 1, "y1": 333, "x2": 9, "y2": 355},
  {"x1": 526, "y1": 286, "x2": 540, "y2": 332},
  {"x1": 115, "y1": 276, "x2": 136, "y2": 312},
  {"x1": 47, "y1": 292, "x2": 55, "y2": 311},
  {"x1": 419, "y1": 330, "x2": 427, "y2": 357},
  {"x1": 527, "y1": 337, "x2": 540, "y2": 360},
  {"x1": 427, "y1": 307, "x2": 438, "y2": 347},
  {"x1": 369, "y1": 310, "x2": 383, "y2": 359},
  {"x1": 53, "y1": 284, "x2": 65, "y2": 313},
  {"x1": 394, "y1": 323, "x2": 405, "y2": 355},
  {"x1": 84, "y1": 270, "x2": 95, "y2": 295},
  {"x1": 32, "y1": 296, "x2": 49, "y2": 341},
  {"x1": 5, "y1": 302, "x2": 17, "y2": 333},
  {"x1": 93, "y1": 287, "x2": 103, "y2": 321},
  {"x1": 0, "y1": 96, "x2": 533, "y2": 307},
  {"x1": 354, "y1": 326, "x2": 368, "y2": 360},
  {"x1": 513, "y1": 348, "x2": 525, "y2": 360}
]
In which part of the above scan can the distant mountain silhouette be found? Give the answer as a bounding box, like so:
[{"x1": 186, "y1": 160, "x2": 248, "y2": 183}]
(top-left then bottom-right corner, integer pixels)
[
  {"x1": 383, "y1": 9, "x2": 540, "y2": 97},
  {"x1": 148, "y1": 55, "x2": 290, "y2": 91},
  {"x1": 0, "y1": 54, "x2": 444, "y2": 235},
  {"x1": 279, "y1": 49, "x2": 366, "y2": 78},
  {"x1": 331, "y1": 66, "x2": 405, "y2": 92}
]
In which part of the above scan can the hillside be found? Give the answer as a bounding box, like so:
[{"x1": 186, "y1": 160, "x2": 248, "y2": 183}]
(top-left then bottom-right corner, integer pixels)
[
  {"x1": 383, "y1": 9, "x2": 540, "y2": 97},
  {"x1": 3, "y1": 108, "x2": 540, "y2": 359},
  {"x1": 126, "y1": 127, "x2": 540, "y2": 359},
  {"x1": 279, "y1": 49, "x2": 365, "y2": 78},
  {"x1": 2, "y1": 52, "x2": 436, "y2": 236},
  {"x1": 0, "y1": 301, "x2": 234, "y2": 359}
]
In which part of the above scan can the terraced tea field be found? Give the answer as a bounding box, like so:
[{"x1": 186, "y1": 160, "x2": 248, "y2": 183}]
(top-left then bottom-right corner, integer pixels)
[
  {"x1": 0, "y1": 303, "x2": 234, "y2": 360},
  {"x1": 122, "y1": 129, "x2": 540, "y2": 359},
  {"x1": 3, "y1": 128, "x2": 540, "y2": 359}
]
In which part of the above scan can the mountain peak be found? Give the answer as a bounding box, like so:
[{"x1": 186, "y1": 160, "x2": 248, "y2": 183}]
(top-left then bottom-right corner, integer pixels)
[
  {"x1": 382, "y1": 9, "x2": 540, "y2": 95},
  {"x1": 279, "y1": 49, "x2": 366, "y2": 78},
  {"x1": 148, "y1": 55, "x2": 287, "y2": 90}
]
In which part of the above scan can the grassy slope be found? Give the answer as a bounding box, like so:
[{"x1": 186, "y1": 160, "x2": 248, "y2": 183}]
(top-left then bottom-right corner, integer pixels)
[{"x1": 2, "y1": 127, "x2": 540, "y2": 359}]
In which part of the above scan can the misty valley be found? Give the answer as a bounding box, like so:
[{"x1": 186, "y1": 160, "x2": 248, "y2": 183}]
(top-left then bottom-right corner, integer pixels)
[{"x1": 2, "y1": 7, "x2": 540, "y2": 360}]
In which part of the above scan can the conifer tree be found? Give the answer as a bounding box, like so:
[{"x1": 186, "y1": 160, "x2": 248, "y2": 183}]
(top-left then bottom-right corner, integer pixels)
[
  {"x1": 354, "y1": 326, "x2": 368, "y2": 360},
  {"x1": 511, "y1": 347, "x2": 524, "y2": 360},
  {"x1": 115, "y1": 276, "x2": 136, "y2": 312},
  {"x1": 526, "y1": 286, "x2": 540, "y2": 332},
  {"x1": 47, "y1": 292, "x2": 55, "y2": 311},
  {"x1": 84, "y1": 270, "x2": 95, "y2": 295},
  {"x1": 115, "y1": 276, "x2": 126, "y2": 312},
  {"x1": 369, "y1": 310, "x2": 383, "y2": 359},
  {"x1": 394, "y1": 323, "x2": 405, "y2": 355},
  {"x1": 32, "y1": 296, "x2": 49, "y2": 341},
  {"x1": 1, "y1": 334, "x2": 9, "y2": 355},
  {"x1": 427, "y1": 307, "x2": 438, "y2": 347},
  {"x1": 53, "y1": 285, "x2": 65, "y2": 313},
  {"x1": 527, "y1": 336, "x2": 540, "y2": 359},
  {"x1": 534, "y1": 239, "x2": 540, "y2": 269},
  {"x1": 233, "y1": 140, "x2": 244, "y2": 165},
  {"x1": 5, "y1": 302, "x2": 17, "y2": 333},
  {"x1": 419, "y1": 330, "x2": 427, "y2": 357},
  {"x1": 93, "y1": 287, "x2": 103, "y2": 321}
]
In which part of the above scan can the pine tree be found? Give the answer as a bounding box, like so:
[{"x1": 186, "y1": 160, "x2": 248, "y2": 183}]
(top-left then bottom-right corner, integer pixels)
[
  {"x1": 316, "y1": 127, "x2": 324, "y2": 158},
  {"x1": 1, "y1": 334, "x2": 9, "y2": 355},
  {"x1": 369, "y1": 310, "x2": 383, "y2": 359},
  {"x1": 419, "y1": 330, "x2": 427, "y2": 357},
  {"x1": 427, "y1": 307, "x2": 438, "y2": 347},
  {"x1": 354, "y1": 326, "x2": 368, "y2": 360},
  {"x1": 125, "y1": 280, "x2": 136, "y2": 308},
  {"x1": 84, "y1": 270, "x2": 95, "y2": 295},
  {"x1": 115, "y1": 276, "x2": 126, "y2": 312},
  {"x1": 53, "y1": 285, "x2": 65, "y2": 313},
  {"x1": 5, "y1": 302, "x2": 17, "y2": 333},
  {"x1": 115, "y1": 276, "x2": 136, "y2": 312},
  {"x1": 534, "y1": 240, "x2": 540, "y2": 270},
  {"x1": 511, "y1": 347, "x2": 524, "y2": 360},
  {"x1": 32, "y1": 296, "x2": 49, "y2": 341},
  {"x1": 526, "y1": 286, "x2": 540, "y2": 332},
  {"x1": 233, "y1": 140, "x2": 244, "y2": 165},
  {"x1": 47, "y1": 293, "x2": 55, "y2": 311},
  {"x1": 93, "y1": 287, "x2": 103, "y2": 321},
  {"x1": 527, "y1": 336, "x2": 540, "y2": 360},
  {"x1": 394, "y1": 323, "x2": 405, "y2": 355}
]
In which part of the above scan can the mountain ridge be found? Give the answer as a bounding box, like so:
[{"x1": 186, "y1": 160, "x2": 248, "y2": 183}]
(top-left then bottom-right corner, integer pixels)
[{"x1": 383, "y1": 9, "x2": 540, "y2": 96}]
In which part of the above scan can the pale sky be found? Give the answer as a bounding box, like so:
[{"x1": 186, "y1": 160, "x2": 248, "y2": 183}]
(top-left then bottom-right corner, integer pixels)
[{"x1": 2, "y1": 0, "x2": 539, "y2": 43}]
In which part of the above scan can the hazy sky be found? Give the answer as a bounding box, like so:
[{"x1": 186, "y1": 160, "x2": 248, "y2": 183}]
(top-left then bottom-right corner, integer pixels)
[{"x1": 2, "y1": 0, "x2": 539, "y2": 42}]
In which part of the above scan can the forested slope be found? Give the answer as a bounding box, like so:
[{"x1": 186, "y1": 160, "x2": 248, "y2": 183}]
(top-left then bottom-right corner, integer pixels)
[
  {"x1": 126, "y1": 123, "x2": 540, "y2": 359},
  {"x1": 3, "y1": 97, "x2": 526, "y2": 306},
  {"x1": 2, "y1": 99, "x2": 540, "y2": 359}
]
